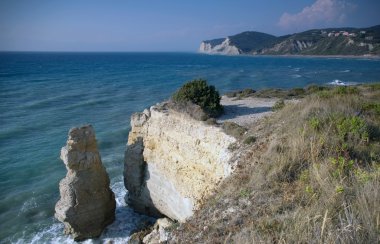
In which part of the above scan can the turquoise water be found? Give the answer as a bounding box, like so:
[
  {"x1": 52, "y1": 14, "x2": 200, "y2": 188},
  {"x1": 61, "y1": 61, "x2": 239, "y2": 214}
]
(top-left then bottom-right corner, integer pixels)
[{"x1": 1, "y1": 52, "x2": 380, "y2": 243}]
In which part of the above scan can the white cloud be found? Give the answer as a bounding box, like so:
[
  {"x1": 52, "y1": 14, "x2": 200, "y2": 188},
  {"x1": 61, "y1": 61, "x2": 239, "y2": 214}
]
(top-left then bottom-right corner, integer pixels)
[{"x1": 278, "y1": 0, "x2": 356, "y2": 30}]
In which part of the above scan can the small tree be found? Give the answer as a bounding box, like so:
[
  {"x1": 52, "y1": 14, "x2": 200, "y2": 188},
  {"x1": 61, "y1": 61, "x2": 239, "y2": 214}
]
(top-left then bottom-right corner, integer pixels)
[{"x1": 172, "y1": 79, "x2": 223, "y2": 118}]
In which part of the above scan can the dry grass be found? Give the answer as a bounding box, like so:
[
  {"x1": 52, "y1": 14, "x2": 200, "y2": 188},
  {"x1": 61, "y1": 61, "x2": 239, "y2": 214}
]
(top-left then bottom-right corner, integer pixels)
[{"x1": 169, "y1": 84, "x2": 380, "y2": 244}]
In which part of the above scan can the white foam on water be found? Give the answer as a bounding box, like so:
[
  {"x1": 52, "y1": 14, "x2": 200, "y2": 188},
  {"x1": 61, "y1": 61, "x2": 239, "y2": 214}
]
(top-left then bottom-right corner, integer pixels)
[
  {"x1": 14, "y1": 178, "x2": 154, "y2": 244},
  {"x1": 327, "y1": 79, "x2": 359, "y2": 86},
  {"x1": 19, "y1": 196, "x2": 38, "y2": 215},
  {"x1": 340, "y1": 69, "x2": 351, "y2": 73},
  {"x1": 99, "y1": 180, "x2": 154, "y2": 243},
  {"x1": 291, "y1": 74, "x2": 302, "y2": 78},
  {"x1": 328, "y1": 79, "x2": 346, "y2": 86}
]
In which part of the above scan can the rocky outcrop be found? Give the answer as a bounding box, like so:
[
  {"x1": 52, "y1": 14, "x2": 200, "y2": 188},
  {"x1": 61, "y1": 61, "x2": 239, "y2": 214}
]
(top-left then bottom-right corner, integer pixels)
[
  {"x1": 199, "y1": 38, "x2": 240, "y2": 55},
  {"x1": 142, "y1": 218, "x2": 174, "y2": 244},
  {"x1": 124, "y1": 103, "x2": 237, "y2": 222},
  {"x1": 55, "y1": 125, "x2": 116, "y2": 241}
]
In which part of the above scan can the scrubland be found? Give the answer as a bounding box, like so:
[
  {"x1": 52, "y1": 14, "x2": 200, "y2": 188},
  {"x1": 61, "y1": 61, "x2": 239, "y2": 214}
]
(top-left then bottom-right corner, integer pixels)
[{"x1": 170, "y1": 84, "x2": 380, "y2": 243}]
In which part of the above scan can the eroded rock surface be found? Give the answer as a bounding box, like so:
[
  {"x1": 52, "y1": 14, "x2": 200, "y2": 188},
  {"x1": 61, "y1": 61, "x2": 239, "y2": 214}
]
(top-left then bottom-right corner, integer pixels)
[
  {"x1": 55, "y1": 125, "x2": 116, "y2": 241},
  {"x1": 124, "y1": 103, "x2": 236, "y2": 222},
  {"x1": 199, "y1": 38, "x2": 240, "y2": 55}
]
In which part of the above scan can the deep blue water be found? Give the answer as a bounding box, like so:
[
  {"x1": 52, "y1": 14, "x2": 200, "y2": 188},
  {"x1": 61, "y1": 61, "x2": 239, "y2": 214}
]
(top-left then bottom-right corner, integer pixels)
[{"x1": 0, "y1": 52, "x2": 379, "y2": 243}]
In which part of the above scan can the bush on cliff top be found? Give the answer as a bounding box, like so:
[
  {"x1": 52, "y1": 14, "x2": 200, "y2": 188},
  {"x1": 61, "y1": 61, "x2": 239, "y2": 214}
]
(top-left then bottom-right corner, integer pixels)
[{"x1": 172, "y1": 79, "x2": 223, "y2": 118}]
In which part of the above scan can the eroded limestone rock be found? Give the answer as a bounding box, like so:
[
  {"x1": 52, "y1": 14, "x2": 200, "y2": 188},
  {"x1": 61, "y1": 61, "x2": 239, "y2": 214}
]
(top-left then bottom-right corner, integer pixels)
[
  {"x1": 124, "y1": 103, "x2": 236, "y2": 222},
  {"x1": 142, "y1": 218, "x2": 174, "y2": 244},
  {"x1": 55, "y1": 125, "x2": 116, "y2": 241}
]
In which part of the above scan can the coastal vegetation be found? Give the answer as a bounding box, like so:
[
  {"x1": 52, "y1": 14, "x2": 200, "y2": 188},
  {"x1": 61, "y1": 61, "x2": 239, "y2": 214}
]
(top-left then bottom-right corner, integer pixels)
[
  {"x1": 170, "y1": 84, "x2": 380, "y2": 243},
  {"x1": 200, "y1": 25, "x2": 380, "y2": 55},
  {"x1": 171, "y1": 79, "x2": 223, "y2": 119}
]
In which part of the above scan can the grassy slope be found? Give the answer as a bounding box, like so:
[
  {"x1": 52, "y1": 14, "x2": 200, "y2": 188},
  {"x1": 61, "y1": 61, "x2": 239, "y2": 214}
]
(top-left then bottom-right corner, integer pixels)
[{"x1": 170, "y1": 84, "x2": 380, "y2": 243}]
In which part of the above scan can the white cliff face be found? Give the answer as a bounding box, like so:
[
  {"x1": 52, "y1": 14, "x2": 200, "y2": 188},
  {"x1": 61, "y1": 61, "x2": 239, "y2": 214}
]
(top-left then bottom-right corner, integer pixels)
[
  {"x1": 124, "y1": 104, "x2": 236, "y2": 222},
  {"x1": 199, "y1": 38, "x2": 240, "y2": 55},
  {"x1": 199, "y1": 42, "x2": 213, "y2": 53}
]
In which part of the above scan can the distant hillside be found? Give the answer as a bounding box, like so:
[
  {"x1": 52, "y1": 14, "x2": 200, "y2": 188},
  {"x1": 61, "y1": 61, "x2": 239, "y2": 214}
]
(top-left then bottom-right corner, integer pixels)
[
  {"x1": 228, "y1": 31, "x2": 277, "y2": 53},
  {"x1": 199, "y1": 25, "x2": 380, "y2": 56}
]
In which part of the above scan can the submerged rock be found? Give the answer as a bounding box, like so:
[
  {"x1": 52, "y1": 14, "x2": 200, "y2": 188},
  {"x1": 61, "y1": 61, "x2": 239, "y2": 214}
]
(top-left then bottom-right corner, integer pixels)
[{"x1": 55, "y1": 125, "x2": 116, "y2": 241}]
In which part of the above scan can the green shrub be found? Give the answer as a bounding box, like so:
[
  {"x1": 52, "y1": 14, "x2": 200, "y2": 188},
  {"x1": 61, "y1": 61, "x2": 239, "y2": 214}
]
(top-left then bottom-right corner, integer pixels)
[
  {"x1": 172, "y1": 79, "x2": 223, "y2": 117},
  {"x1": 239, "y1": 189, "x2": 250, "y2": 198},
  {"x1": 316, "y1": 86, "x2": 359, "y2": 99},
  {"x1": 362, "y1": 102, "x2": 380, "y2": 116},
  {"x1": 254, "y1": 88, "x2": 288, "y2": 98},
  {"x1": 240, "y1": 88, "x2": 256, "y2": 97},
  {"x1": 306, "y1": 84, "x2": 328, "y2": 94},
  {"x1": 317, "y1": 90, "x2": 333, "y2": 99},
  {"x1": 225, "y1": 91, "x2": 239, "y2": 98},
  {"x1": 272, "y1": 99, "x2": 285, "y2": 111},
  {"x1": 288, "y1": 88, "x2": 305, "y2": 97},
  {"x1": 335, "y1": 115, "x2": 369, "y2": 142},
  {"x1": 330, "y1": 156, "x2": 354, "y2": 178},
  {"x1": 364, "y1": 82, "x2": 380, "y2": 91},
  {"x1": 243, "y1": 136, "x2": 257, "y2": 145},
  {"x1": 309, "y1": 116, "x2": 321, "y2": 131},
  {"x1": 354, "y1": 168, "x2": 372, "y2": 183},
  {"x1": 333, "y1": 86, "x2": 359, "y2": 95}
]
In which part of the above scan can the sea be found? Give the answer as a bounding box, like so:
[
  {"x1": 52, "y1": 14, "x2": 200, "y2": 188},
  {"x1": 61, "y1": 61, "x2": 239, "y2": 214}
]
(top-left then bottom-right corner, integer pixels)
[{"x1": 1, "y1": 52, "x2": 380, "y2": 243}]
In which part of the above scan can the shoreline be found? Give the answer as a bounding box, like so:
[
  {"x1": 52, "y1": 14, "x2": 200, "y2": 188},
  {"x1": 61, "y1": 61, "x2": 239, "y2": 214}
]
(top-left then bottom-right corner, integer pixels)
[
  {"x1": 262, "y1": 54, "x2": 380, "y2": 59},
  {"x1": 199, "y1": 52, "x2": 380, "y2": 59}
]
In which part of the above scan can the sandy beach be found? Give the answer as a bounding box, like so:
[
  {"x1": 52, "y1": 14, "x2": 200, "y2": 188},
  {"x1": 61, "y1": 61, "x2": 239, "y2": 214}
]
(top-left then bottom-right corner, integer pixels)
[{"x1": 217, "y1": 96, "x2": 278, "y2": 127}]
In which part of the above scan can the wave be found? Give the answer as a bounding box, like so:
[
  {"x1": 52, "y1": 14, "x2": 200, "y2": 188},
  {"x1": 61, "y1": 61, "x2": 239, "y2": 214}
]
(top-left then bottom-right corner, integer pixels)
[
  {"x1": 327, "y1": 79, "x2": 359, "y2": 86},
  {"x1": 12, "y1": 178, "x2": 154, "y2": 243},
  {"x1": 20, "y1": 93, "x2": 82, "y2": 110},
  {"x1": 19, "y1": 197, "x2": 38, "y2": 215},
  {"x1": 340, "y1": 69, "x2": 351, "y2": 73}
]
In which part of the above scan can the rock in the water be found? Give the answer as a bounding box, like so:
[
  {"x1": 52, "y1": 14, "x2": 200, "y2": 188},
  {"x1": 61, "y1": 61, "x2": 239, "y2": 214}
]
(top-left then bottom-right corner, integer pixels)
[{"x1": 55, "y1": 125, "x2": 116, "y2": 241}]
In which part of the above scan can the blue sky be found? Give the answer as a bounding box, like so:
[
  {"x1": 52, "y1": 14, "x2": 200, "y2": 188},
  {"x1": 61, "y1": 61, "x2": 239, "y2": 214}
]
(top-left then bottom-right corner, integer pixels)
[{"x1": 0, "y1": 0, "x2": 379, "y2": 51}]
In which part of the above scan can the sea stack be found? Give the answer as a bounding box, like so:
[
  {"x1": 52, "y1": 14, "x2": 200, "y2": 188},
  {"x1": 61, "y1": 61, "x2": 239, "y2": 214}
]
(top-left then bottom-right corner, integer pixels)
[{"x1": 55, "y1": 125, "x2": 116, "y2": 241}]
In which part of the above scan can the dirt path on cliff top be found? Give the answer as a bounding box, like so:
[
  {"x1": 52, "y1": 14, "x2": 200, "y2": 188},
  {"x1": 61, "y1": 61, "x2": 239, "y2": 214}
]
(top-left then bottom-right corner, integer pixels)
[{"x1": 217, "y1": 96, "x2": 278, "y2": 127}]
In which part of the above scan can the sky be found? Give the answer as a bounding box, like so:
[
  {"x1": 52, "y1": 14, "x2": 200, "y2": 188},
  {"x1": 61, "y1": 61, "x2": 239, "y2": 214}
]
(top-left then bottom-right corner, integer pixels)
[{"x1": 0, "y1": 0, "x2": 379, "y2": 52}]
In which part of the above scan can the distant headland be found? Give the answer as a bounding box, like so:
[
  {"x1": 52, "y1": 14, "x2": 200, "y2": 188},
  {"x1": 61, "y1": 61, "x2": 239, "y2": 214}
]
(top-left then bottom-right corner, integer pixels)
[{"x1": 199, "y1": 25, "x2": 380, "y2": 56}]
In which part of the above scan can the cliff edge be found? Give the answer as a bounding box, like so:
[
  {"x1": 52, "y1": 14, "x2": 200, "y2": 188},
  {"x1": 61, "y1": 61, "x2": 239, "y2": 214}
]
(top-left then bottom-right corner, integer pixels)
[{"x1": 124, "y1": 102, "x2": 237, "y2": 222}]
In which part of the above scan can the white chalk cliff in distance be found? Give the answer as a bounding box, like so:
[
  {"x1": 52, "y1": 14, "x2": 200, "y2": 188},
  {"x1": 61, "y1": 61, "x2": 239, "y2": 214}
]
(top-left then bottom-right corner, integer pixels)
[{"x1": 199, "y1": 38, "x2": 241, "y2": 55}]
